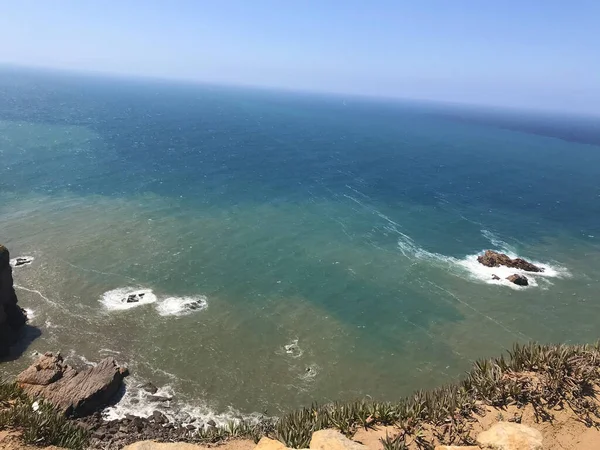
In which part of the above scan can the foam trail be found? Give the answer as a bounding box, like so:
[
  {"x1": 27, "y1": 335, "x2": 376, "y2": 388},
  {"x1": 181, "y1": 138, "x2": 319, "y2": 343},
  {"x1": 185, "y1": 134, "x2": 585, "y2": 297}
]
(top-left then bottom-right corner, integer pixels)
[
  {"x1": 59, "y1": 258, "x2": 138, "y2": 283},
  {"x1": 481, "y1": 229, "x2": 516, "y2": 253},
  {"x1": 426, "y1": 281, "x2": 532, "y2": 341},
  {"x1": 14, "y1": 284, "x2": 59, "y2": 307}
]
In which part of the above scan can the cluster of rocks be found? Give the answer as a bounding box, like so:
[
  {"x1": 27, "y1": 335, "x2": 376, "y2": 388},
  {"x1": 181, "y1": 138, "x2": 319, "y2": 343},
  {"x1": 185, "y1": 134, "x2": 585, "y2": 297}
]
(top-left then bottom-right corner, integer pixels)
[
  {"x1": 123, "y1": 291, "x2": 148, "y2": 304},
  {"x1": 478, "y1": 250, "x2": 543, "y2": 286},
  {"x1": 251, "y1": 422, "x2": 543, "y2": 450},
  {"x1": 0, "y1": 244, "x2": 28, "y2": 358},
  {"x1": 79, "y1": 410, "x2": 212, "y2": 449}
]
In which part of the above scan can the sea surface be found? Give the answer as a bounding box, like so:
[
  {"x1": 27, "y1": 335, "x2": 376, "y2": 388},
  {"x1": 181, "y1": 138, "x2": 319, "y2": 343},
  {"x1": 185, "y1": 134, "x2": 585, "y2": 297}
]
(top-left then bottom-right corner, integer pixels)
[{"x1": 1, "y1": 68, "x2": 599, "y2": 424}]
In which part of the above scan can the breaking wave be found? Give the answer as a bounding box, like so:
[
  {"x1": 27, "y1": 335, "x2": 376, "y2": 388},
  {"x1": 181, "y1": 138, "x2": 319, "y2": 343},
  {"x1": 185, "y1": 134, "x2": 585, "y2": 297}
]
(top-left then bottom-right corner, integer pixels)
[
  {"x1": 156, "y1": 296, "x2": 208, "y2": 317},
  {"x1": 398, "y1": 229, "x2": 569, "y2": 289},
  {"x1": 100, "y1": 288, "x2": 157, "y2": 311}
]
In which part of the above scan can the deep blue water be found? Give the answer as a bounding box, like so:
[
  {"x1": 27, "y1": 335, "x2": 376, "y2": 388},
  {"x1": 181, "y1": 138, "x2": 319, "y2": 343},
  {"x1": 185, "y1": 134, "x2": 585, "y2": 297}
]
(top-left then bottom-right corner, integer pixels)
[{"x1": 1, "y1": 68, "x2": 599, "y2": 420}]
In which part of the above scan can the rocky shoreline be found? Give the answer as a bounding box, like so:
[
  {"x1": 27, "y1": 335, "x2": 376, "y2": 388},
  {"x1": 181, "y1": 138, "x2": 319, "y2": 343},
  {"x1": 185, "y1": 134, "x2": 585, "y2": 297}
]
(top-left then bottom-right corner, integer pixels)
[
  {"x1": 2, "y1": 243, "x2": 599, "y2": 450},
  {"x1": 0, "y1": 245, "x2": 28, "y2": 358}
]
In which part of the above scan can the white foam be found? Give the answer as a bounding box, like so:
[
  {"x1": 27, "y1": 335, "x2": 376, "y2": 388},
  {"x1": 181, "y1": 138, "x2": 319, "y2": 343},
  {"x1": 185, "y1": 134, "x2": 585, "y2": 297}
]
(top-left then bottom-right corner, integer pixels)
[
  {"x1": 299, "y1": 364, "x2": 319, "y2": 382},
  {"x1": 283, "y1": 339, "x2": 303, "y2": 358},
  {"x1": 100, "y1": 287, "x2": 157, "y2": 311},
  {"x1": 24, "y1": 308, "x2": 35, "y2": 321},
  {"x1": 454, "y1": 253, "x2": 569, "y2": 290},
  {"x1": 156, "y1": 296, "x2": 208, "y2": 317},
  {"x1": 10, "y1": 256, "x2": 34, "y2": 268},
  {"x1": 397, "y1": 233, "x2": 570, "y2": 290},
  {"x1": 102, "y1": 377, "x2": 267, "y2": 429}
]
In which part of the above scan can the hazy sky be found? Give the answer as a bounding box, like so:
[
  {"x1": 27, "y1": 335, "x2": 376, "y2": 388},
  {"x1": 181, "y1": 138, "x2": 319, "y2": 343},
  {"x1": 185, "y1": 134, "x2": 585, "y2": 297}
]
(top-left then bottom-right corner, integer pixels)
[{"x1": 1, "y1": 1, "x2": 599, "y2": 114}]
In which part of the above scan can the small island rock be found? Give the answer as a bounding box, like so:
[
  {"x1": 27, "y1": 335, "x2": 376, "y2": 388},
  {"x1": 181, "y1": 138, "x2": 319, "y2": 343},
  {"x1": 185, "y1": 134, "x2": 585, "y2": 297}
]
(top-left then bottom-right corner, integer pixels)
[
  {"x1": 478, "y1": 250, "x2": 543, "y2": 273},
  {"x1": 507, "y1": 274, "x2": 529, "y2": 286}
]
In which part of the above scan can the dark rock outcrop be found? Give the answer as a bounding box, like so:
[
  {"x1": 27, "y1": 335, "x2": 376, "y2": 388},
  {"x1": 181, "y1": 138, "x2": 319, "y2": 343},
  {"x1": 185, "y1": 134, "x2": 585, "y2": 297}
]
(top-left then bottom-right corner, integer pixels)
[
  {"x1": 0, "y1": 244, "x2": 28, "y2": 357},
  {"x1": 478, "y1": 250, "x2": 543, "y2": 273},
  {"x1": 17, "y1": 352, "x2": 129, "y2": 417},
  {"x1": 507, "y1": 274, "x2": 529, "y2": 286}
]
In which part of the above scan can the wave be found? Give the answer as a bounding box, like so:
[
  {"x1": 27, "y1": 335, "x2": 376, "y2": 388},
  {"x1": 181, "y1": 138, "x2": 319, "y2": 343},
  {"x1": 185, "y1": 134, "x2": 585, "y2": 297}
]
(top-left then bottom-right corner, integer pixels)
[
  {"x1": 156, "y1": 296, "x2": 208, "y2": 317},
  {"x1": 102, "y1": 376, "x2": 267, "y2": 428},
  {"x1": 100, "y1": 288, "x2": 157, "y2": 311},
  {"x1": 398, "y1": 230, "x2": 569, "y2": 290}
]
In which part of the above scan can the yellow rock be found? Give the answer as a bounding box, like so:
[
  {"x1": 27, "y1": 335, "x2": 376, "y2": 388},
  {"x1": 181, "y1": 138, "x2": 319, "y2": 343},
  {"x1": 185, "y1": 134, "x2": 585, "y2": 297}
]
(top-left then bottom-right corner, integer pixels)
[
  {"x1": 309, "y1": 429, "x2": 366, "y2": 450},
  {"x1": 122, "y1": 442, "x2": 209, "y2": 450},
  {"x1": 254, "y1": 437, "x2": 291, "y2": 450},
  {"x1": 435, "y1": 446, "x2": 479, "y2": 450},
  {"x1": 477, "y1": 422, "x2": 543, "y2": 450}
]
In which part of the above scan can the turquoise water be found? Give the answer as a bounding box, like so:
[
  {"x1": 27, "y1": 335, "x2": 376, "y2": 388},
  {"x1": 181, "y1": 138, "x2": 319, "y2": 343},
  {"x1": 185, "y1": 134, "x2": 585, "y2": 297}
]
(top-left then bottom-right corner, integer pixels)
[{"x1": 1, "y1": 68, "x2": 599, "y2": 423}]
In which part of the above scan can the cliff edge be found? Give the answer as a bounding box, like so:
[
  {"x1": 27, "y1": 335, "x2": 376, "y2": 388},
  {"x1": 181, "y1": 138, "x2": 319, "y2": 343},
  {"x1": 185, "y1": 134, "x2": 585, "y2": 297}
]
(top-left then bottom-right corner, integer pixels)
[{"x1": 0, "y1": 244, "x2": 27, "y2": 357}]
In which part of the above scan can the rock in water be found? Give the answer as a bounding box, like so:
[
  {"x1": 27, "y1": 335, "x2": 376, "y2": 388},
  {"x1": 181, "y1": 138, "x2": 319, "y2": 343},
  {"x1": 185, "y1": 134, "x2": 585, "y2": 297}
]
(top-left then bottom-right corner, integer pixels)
[
  {"x1": 477, "y1": 422, "x2": 543, "y2": 450},
  {"x1": 0, "y1": 244, "x2": 28, "y2": 357},
  {"x1": 506, "y1": 274, "x2": 529, "y2": 286},
  {"x1": 140, "y1": 381, "x2": 159, "y2": 394},
  {"x1": 477, "y1": 250, "x2": 543, "y2": 273},
  {"x1": 17, "y1": 352, "x2": 129, "y2": 417}
]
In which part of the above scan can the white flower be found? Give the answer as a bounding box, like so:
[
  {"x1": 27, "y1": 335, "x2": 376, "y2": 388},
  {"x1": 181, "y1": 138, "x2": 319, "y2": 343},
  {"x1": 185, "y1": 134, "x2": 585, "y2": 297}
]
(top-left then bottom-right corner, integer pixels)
[{"x1": 32, "y1": 401, "x2": 40, "y2": 412}]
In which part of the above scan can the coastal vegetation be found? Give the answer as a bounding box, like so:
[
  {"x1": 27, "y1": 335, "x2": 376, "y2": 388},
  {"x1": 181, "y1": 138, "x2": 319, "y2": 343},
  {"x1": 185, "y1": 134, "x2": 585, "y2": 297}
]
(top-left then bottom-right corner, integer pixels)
[
  {"x1": 2, "y1": 341, "x2": 599, "y2": 449},
  {"x1": 0, "y1": 381, "x2": 89, "y2": 449}
]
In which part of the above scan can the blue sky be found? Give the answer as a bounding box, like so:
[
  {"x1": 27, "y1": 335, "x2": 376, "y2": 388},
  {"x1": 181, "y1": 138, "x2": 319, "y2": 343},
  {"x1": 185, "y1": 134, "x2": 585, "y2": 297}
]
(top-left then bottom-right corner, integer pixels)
[{"x1": 1, "y1": 1, "x2": 599, "y2": 114}]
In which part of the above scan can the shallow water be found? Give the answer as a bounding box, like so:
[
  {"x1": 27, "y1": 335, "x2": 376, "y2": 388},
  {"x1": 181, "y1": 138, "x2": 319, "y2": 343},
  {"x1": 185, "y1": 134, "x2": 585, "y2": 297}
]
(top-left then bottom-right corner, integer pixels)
[{"x1": 1, "y1": 68, "x2": 599, "y2": 422}]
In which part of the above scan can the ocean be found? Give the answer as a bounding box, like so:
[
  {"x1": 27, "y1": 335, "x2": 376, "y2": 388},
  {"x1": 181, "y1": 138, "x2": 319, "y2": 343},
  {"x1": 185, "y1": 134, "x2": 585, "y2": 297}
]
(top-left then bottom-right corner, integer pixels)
[{"x1": 1, "y1": 68, "x2": 599, "y2": 424}]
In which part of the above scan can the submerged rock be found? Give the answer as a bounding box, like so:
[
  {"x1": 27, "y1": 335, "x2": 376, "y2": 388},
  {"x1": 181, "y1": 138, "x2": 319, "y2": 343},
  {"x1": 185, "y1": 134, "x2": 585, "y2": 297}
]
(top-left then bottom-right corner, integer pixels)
[
  {"x1": 507, "y1": 274, "x2": 529, "y2": 286},
  {"x1": 141, "y1": 381, "x2": 159, "y2": 394},
  {"x1": 13, "y1": 256, "x2": 34, "y2": 267},
  {"x1": 0, "y1": 244, "x2": 28, "y2": 357},
  {"x1": 478, "y1": 250, "x2": 543, "y2": 273},
  {"x1": 17, "y1": 352, "x2": 129, "y2": 417}
]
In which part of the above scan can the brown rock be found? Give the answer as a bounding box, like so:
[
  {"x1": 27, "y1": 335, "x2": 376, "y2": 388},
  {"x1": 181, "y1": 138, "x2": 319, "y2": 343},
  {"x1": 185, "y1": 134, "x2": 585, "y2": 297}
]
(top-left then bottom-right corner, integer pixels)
[
  {"x1": 477, "y1": 422, "x2": 543, "y2": 450},
  {"x1": 0, "y1": 244, "x2": 28, "y2": 357},
  {"x1": 122, "y1": 442, "x2": 213, "y2": 450},
  {"x1": 477, "y1": 250, "x2": 543, "y2": 273},
  {"x1": 17, "y1": 352, "x2": 128, "y2": 417},
  {"x1": 310, "y1": 429, "x2": 366, "y2": 450},
  {"x1": 254, "y1": 437, "x2": 292, "y2": 450},
  {"x1": 506, "y1": 274, "x2": 529, "y2": 286}
]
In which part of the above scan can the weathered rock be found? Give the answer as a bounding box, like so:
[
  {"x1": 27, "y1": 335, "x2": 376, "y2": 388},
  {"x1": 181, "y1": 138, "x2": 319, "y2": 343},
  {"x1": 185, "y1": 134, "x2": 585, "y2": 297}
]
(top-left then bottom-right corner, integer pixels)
[
  {"x1": 506, "y1": 274, "x2": 529, "y2": 286},
  {"x1": 0, "y1": 244, "x2": 28, "y2": 357},
  {"x1": 477, "y1": 250, "x2": 543, "y2": 273},
  {"x1": 17, "y1": 352, "x2": 128, "y2": 417},
  {"x1": 310, "y1": 429, "x2": 366, "y2": 450},
  {"x1": 152, "y1": 410, "x2": 168, "y2": 424},
  {"x1": 122, "y1": 441, "x2": 212, "y2": 450},
  {"x1": 477, "y1": 422, "x2": 543, "y2": 450},
  {"x1": 141, "y1": 382, "x2": 159, "y2": 394},
  {"x1": 255, "y1": 437, "x2": 291, "y2": 450},
  {"x1": 435, "y1": 447, "x2": 479, "y2": 450}
]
